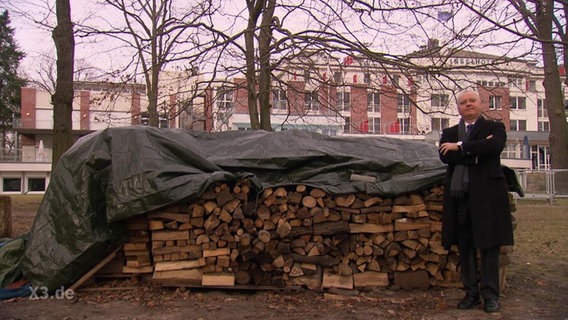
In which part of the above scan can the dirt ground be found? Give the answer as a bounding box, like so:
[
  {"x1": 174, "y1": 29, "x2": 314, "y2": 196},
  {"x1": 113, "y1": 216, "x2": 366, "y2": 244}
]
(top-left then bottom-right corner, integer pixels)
[{"x1": 2, "y1": 195, "x2": 567, "y2": 320}]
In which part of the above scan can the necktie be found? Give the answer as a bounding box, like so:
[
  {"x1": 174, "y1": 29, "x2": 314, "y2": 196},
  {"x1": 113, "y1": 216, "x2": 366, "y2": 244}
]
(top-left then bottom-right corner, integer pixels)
[{"x1": 466, "y1": 124, "x2": 473, "y2": 137}]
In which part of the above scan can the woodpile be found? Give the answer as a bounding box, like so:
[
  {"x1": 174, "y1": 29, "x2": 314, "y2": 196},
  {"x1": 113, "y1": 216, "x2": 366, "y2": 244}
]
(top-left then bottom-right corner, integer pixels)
[
  {"x1": 116, "y1": 179, "x2": 512, "y2": 291},
  {"x1": 123, "y1": 215, "x2": 153, "y2": 274}
]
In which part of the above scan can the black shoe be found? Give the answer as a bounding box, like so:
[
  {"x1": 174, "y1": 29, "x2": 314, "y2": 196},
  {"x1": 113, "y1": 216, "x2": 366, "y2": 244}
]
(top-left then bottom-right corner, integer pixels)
[
  {"x1": 484, "y1": 299, "x2": 500, "y2": 313},
  {"x1": 457, "y1": 295, "x2": 481, "y2": 310}
]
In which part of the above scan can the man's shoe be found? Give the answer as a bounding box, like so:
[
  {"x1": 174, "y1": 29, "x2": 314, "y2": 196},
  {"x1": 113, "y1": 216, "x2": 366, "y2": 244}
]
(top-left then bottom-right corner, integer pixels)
[
  {"x1": 457, "y1": 295, "x2": 481, "y2": 310},
  {"x1": 484, "y1": 299, "x2": 500, "y2": 313}
]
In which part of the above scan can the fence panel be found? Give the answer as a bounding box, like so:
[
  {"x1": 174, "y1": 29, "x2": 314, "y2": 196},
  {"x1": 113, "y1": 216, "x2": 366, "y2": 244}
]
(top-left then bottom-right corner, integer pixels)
[{"x1": 515, "y1": 169, "x2": 568, "y2": 203}]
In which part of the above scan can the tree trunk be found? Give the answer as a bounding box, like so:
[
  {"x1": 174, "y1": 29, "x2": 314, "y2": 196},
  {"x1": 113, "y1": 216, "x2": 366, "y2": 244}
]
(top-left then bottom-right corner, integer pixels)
[
  {"x1": 148, "y1": 4, "x2": 160, "y2": 128},
  {"x1": 148, "y1": 67, "x2": 160, "y2": 127},
  {"x1": 537, "y1": 0, "x2": 568, "y2": 169},
  {"x1": 245, "y1": 1, "x2": 263, "y2": 130},
  {"x1": 258, "y1": 0, "x2": 276, "y2": 131},
  {"x1": 562, "y1": 2, "x2": 568, "y2": 87},
  {"x1": 51, "y1": 0, "x2": 75, "y2": 169}
]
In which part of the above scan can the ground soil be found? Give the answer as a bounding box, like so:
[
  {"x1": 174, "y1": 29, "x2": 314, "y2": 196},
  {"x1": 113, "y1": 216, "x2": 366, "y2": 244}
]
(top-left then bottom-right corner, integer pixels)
[{"x1": 2, "y1": 195, "x2": 567, "y2": 320}]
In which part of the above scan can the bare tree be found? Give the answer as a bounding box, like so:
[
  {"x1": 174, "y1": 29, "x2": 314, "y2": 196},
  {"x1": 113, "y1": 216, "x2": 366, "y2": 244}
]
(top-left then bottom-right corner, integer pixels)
[
  {"x1": 51, "y1": 0, "x2": 74, "y2": 168},
  {"x1": 459, "y1": 0, "x2": 568, "y2": 169},
  {"x1": 213, "y1": 1, "x2": 526, "y2": 132},
  {"x1": 89, "y1": 0, "x2": 218, "y2": 127}
]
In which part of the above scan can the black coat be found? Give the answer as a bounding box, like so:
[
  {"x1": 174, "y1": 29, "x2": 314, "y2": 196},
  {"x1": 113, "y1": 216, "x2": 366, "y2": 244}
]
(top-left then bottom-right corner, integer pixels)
[{"x1": 439, "y1": 117, "x2": 514, "y2": 249}]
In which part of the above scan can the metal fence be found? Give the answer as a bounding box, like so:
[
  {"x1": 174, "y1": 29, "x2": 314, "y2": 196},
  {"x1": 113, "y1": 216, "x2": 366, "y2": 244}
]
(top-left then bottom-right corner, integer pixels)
[{"x1": 514, "y1": 169, "x2": 568, "y2": 203}]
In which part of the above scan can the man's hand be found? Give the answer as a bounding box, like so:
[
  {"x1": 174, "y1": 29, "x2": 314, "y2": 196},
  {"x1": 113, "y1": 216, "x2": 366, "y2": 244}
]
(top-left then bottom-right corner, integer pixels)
[{"x1": 439, "y1": 142, "x2": 460, "y2": 155}]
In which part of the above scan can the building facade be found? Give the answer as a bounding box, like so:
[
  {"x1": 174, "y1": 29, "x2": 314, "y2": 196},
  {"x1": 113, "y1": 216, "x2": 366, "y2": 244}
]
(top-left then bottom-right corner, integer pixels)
[
  {"x1": 206, "y1": 43, "x2": 566, "y2": 171},
  {"x1": 2, "y1": 43, "x2": 566, "y2": 194},
  {"x1": 2, "y1": 71, "x2": 203, "y2": 194}
]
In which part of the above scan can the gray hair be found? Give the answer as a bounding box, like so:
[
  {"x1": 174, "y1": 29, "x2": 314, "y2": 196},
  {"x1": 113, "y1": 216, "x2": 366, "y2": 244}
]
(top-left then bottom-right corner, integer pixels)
[{"x1": 455, "y1": 88, "x2": 480, "y2": 103}]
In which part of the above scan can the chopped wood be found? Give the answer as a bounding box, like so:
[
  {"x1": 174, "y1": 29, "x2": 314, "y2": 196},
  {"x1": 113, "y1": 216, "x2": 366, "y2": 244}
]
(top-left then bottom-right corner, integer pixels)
[
  {"x1": 276, "y1": 219, "x2": 292, "y2": 238},
  {"x1": 149, "y1": 220, "x2": 165, "y2": 231},
  {"x1": 353, "y1": 271, "x2": 389, "y2": 287},
  {"x1": 394, "y1": 218, "x2": 431, "y2": 231},
  {"x1": 154, "y1": 258, "x2": 206, "y2": 272},
  {"x1": 349, "y1": 223, "x2": 394, "y2": 233},
  {"x1": 153, "y1": 269, "x2": 202, "y2": 283},
  {"x1": 392, "y1": 204, "x2": 427, "y2": 214},
  {"x1": 302, "y1": 196, "x2": 317, "y2": 208},
  {"x1": 258, "y1": 230, "x2": 272, "y2": 243},
  {"x1": 203, "y1": 248, "x2": 231, "y2": 258},
  {"x1": 152, "y1": 245, "x2": 202, "y2": 257},
  {"x1": 310, "y1": 188, "x2": 327, "y2": 198},
  {"x1": 148, "y1": 212, "x2": 191, "y2": 224},
  {"x1": 322, "y1": 271, "x2": 353, "y2": 290},
  {"x1": 335, "y1": 194, "x2": 356, "y2": 207},
  {"x1": 134, "y1": 180, "x2": 491, "y2": 291},
  {"x1": 152, "y1": 230, "x2": 189, "y2": 241}
]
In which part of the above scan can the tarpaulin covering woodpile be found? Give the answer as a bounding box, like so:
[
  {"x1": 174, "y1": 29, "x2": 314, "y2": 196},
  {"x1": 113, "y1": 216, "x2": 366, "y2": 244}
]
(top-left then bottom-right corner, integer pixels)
[{"x1": 0, "y1": 126, "x2": 521, "y2": 291}]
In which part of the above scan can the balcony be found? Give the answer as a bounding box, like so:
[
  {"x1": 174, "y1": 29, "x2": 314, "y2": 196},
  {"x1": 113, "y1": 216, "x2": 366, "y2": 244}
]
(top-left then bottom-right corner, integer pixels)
[
  {"x1": 0, "y1": 147, "x2": 52, "y2": 163},
  {"x1": 13, "y1": 118, "x2": 54, "y2": 129}
]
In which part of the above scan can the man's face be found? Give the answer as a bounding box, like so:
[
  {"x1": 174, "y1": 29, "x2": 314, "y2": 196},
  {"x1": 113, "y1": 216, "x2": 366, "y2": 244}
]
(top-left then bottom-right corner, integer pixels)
[{"x1": 457, "y1": 92, "x2": 482, "y2": 122}]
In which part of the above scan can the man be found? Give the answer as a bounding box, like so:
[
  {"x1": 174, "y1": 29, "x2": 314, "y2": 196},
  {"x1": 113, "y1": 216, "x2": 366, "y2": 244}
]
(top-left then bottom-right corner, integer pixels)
[{"x1": 438, "y1": 89, "x2": 514, "y2": 313}]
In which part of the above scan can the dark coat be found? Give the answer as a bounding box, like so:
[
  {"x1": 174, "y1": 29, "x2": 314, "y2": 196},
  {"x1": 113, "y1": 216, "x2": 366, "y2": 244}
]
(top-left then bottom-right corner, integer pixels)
[{"x1": 439, "y1": 117, "x2": 514, "y2": 249}]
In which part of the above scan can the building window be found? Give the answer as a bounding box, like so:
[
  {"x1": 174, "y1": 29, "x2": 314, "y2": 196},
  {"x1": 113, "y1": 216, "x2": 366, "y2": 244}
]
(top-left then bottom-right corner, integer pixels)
[
  {"x1": 369, "y1": 117, "x2": 381, "y2": 134},
  {"x1": 141, "y1": 112, "x2": 169, "y2": 128},
  {"x1": 501, "y1": 143, "x2": 521, "y2": 159},
  {"x1": 272, "y1": 89, "x2": 287, "y2": 111},
  {"x1": 367, "y1": 91, "x2": 380, "y2": 113},
  {"x1": 431, "y1": 117, "x2": 449, "y2": 132},
  {"x1": 489, "y1": 96, "x2": 502, "y2": 110},
  {"x1": 537, "y1": 99, "x2": 548, "y2": 117},
  {"x1": 399, "y1": 117, "x2": 411, "y2": 134},
  {"x1": 538, "y1": 121, "x2": 550, "y2": 131},
  {"x1": 476, "y1": 80, "x2": 504, "y2": 88},
  {"x1": 531, "y1": 145, "x2": 550, "y2": 169},
  {"x1": 344, "y1": 116, "x2": 351, "y2": 133},
  {"x1": 392, "y1": 75, "x2": 400, "y2": 86},
  {"x1": 28, "y1": 177, "x2": 46, "y2": 192},
  {"x1": 2, "y1": 177, "x2": 21, "y2": 192},
  {"x1": 511, "y1": 96, "x2": 526, "y2": 110},
  {"x1": 334, "y1": 71, "x2": 343, "y2": 83},
  {"x1": 216, "y1": 87, "x2": 234, "y2": 110},
  {"x1": 431, "y1": 94, "x2": 449, "y2": 108},
  {"x1": 337, "y1": 92, "x2": 350, "y2": 111},
  {"x1": 363, "y1": 73, "x2": 371, "y2": 84},
  {"x1": 510, "y1": 120, "x2": 526, "y2": 131},
  {"x1": 508, "y1": 76, "x2": 523, "y2": 88},
  {"x1": 397, "y1": 94, "x2": 410, "y2": 113},
  {"x1": 159, "y1": 115, "x2": 169, "y2": 128},
  {"x1": 528, "y1": 80, "x2": 537, "y2": 91},
  {"x1": 305, "y1": 91, "x2": 319, "y2": 111}
]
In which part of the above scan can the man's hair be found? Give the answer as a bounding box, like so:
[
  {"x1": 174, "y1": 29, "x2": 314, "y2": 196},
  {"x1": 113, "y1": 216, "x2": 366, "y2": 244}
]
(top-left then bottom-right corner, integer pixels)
[{"x1": 456, "y1": 88, "x2": 480, "y2": 103}]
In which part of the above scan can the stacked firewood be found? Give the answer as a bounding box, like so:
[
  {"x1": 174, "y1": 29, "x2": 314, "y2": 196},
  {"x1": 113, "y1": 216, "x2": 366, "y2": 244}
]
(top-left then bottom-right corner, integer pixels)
[
  {"x1": 148, "y1": 179, "x2": 254, "y2": 286},
  {"x1": 122, "y1": 215, "x2": 153, "y2": 274},
  {"x1": 122, "y1": 179, "x2": 511, "y2": 290}
]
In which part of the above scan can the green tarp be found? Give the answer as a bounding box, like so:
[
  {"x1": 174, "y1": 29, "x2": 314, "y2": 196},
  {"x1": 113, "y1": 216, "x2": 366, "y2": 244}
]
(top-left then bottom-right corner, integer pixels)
[
  {"x1": 0, "y1": 236, "x2": 27, "y2": 288},
  {"x1": 13, "y1": 127, "x2": 520, "y2": 291}
]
